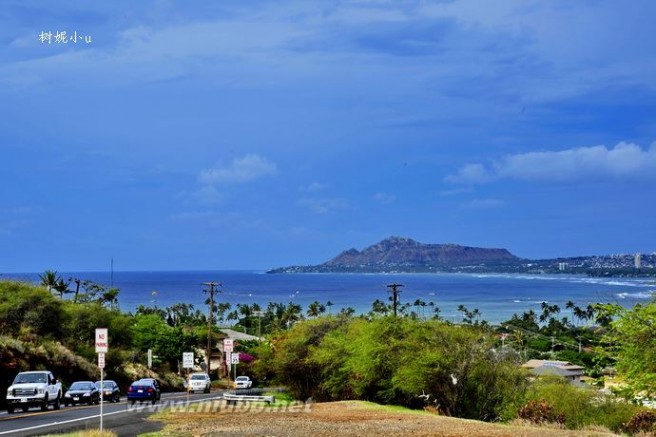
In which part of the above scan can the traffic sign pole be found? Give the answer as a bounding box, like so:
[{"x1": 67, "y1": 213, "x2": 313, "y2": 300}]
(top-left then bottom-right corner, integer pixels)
[
  {"x1": 223, "y1": 339, "x2": 234, "y2": 386},
  {"x1": 182, "y1": 352, "x2": 194, "y2": 403},
  {"x1": 95, "y1": 328, "x2": 108, "y2": 434}
]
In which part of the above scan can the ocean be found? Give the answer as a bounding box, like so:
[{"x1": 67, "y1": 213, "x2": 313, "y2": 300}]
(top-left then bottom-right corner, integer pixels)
[{"x1": 3, "y1": 271, "x2": 654, "y2": 324}]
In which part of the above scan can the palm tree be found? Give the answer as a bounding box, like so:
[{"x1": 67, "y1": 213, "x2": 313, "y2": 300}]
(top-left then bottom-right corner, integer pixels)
[
  {"x1": 307, "y1": 301, "x2": 326, "y2": 317},
  {"x1": 339, "y1": 307, "x2": 355, "y2": 317},
  {"x1": 326, "y1": 300, "x2": 334, "y2": 314},
  {"x1": 282, "y1": 302, "x2": 303, "y2": 327},
  {"x1": 39, "y1": 270, "x2": 61, "y2": 292},
  {"x1": 216, "y1": 302, "x2": 232, "y2": 322},
  {"x1": 371, "y1": 299, "x2": 389, "y2": 316}
]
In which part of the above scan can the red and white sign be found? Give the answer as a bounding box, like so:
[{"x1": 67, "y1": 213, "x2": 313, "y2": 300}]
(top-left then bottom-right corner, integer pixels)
[
  {"x1": 223, "y1": 338, "x2": 233, "y2": 353},
  {"x1": 95, "y1": 328, "x2": 108, "y2": 353},
  {"x1": 98, "y1": 352, "x2": 105, "y2": 369}
]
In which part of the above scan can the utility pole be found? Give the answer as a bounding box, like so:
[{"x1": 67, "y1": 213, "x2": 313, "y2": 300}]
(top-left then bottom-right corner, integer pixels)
[
  {"x1": 387, "y1": 283, "x2": 404, "y2": 317},
  {"x1": 203, "y1": 281, "x2": 221, "y2": 374}
]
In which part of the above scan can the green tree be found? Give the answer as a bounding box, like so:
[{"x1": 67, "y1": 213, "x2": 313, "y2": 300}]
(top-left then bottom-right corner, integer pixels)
[
  {"x1": 0, "y1": 281, "x2": 66, "y2": 339},
  {"x1": 132, "y1": 314, "x2": 199, "y2": 371},
  {"x1": 601, "y1": 301, "x2": 656, "y2": 397}
]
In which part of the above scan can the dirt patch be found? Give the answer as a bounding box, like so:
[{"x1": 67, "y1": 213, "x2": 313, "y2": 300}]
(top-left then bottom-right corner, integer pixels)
[{"x1": 151, "y1": 400, "x2": 616, "y2": 437}]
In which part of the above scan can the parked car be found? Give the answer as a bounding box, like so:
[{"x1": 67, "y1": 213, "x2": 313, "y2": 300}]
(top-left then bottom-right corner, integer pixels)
[
  {"x1": 63, "y1": 381, "x2": 100, "y2": 406},
  {"x1": 95, "y1": 380, "x2": 121, "y2": 403},
  {"x1": 234, "y1": 376, "x2": 252, "y2": 389},
  {"x1": 127, "y1": 378, "x2": 161, "y2": 404},
  {"x1": 187, "y1": 373, "x2": 211, "y2": 393}
]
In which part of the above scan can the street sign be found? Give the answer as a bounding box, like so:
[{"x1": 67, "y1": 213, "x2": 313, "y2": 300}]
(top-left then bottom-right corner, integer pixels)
[
  {"x1": 95, "y1": 328, "x2": 108, "y2": 353},
  {"x1": 223, "y1": 338, "x2": 234, "y2": 353},
  {"x1": 231, "y1": 353, "x2": 240, "y2": 365},
  {"x1": 98, "y1": 352, "x2": 105, "y2": 369},
  {"x1": 183, "y1": 352, "x2": 194, "y2": 369}
]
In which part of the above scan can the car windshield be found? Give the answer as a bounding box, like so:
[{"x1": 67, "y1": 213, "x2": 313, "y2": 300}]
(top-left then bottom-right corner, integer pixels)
[
  {"x1": 191, "y1": 375, "x2": 207, "y2": 380},
  {"x1": 236, "y1": 377, "x2": 248, "y2": 381},
  {"x1": 99, "y1": 382, "x2": 114, "y2": 389},
  {"x1": 70, "y1": 382, "x2": 94, "y2": 390},
  {"x1": 14, "y1": 373, "x2": 47, "y2": 384}
]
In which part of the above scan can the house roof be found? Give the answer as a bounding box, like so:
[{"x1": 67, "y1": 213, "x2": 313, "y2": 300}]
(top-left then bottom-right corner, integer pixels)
[
  {"x1": 522, "y1": 359, "x2": 584, "y2": 371},
  {"x1": 219, "y1": 328, "x2": 263, "y2": 342},
  {"x1": 530, "y1": 366, "x2": 582, "y2": 378}
]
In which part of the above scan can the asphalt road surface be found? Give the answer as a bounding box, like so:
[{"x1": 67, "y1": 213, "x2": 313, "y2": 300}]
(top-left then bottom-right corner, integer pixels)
[{"x1": 0, "y1": 390, "x2": 225, "y2": 436}]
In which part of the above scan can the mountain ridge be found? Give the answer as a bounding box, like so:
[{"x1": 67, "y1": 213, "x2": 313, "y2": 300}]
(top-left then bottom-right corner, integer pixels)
[
  {"x1": 269, "y1": 236, "x2": 522, "y2": 273},
  {"x1": 268, "y1": 236, "x2": 655, "y2": 276}
]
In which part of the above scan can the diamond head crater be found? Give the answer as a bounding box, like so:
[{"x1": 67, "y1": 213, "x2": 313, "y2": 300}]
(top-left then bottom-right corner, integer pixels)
[{"x1": 268, "y1": 236, "x2": 655, "y2": 277}]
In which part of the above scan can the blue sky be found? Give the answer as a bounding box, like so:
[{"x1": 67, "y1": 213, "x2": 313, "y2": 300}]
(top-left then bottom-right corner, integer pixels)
[{"x1": 1, "y1": 0, "x2": 655, "y2": 272}]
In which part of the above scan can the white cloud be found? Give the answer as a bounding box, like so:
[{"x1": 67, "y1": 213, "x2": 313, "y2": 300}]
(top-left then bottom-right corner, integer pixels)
[
  {"x1": 373, "y1": 192, "x2": 396, "y2": 204},
  {"x1": 439, "y1": 187, "x2": 474, "y2": 196},
  {"x1": 298, "y1": 197, "x2": 348, "y2": 214},
  {"x1": 460, "y1": 198, "x2": 504, "y2": 209},
  {"x1": 199, "y1": 154, "x2": 277, "y2": 185},
  {"x1": 299, "y1": 182, "x2": 327, "y2": 193},
  {"x1": 184, "y1": 185, "x2": 225, "y2": 206},
  {"x1": 446, "y1": 141, "x2": 656, "y2": 184}
]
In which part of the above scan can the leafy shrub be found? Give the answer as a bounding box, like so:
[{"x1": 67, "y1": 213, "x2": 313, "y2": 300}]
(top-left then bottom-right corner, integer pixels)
[
  {"x1": 517, "y1": 399, "x2": 565, "y2": 425},
  {"x1": 623, "y1": 410, "x2": 656, "y2": 435},
  {"x1": 517, "y1": 377, "x2": 641, "y2": 431}
]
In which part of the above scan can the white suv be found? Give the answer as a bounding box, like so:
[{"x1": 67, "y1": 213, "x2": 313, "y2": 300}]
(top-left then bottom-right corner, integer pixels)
[
  {"x1": 235, "y1": 376, "x2": 252, "y2": 389},
  {"x1": 187, "y1": 373, "x2": 211, "y2": 393}
]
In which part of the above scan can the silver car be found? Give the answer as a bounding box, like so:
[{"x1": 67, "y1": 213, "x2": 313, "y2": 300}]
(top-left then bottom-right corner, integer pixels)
[{"x1": 187, "y1": 373, "x2": 211, "y2": 393}]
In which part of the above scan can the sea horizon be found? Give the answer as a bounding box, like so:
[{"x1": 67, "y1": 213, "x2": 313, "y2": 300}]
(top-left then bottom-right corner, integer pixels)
[{"x1": 2, "y1": 270, "x2": 654, "y2": 325}]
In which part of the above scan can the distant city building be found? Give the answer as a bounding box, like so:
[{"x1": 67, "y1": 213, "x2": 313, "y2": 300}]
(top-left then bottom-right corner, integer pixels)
[
  {"x1": 558, "y1": 262, "x2": 568, "y2": 271},
  {"x1": 635, "y1": 253, "x2": 642, "y2": 269}
]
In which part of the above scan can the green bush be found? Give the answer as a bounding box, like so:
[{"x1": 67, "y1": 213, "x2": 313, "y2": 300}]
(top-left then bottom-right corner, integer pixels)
[
  {"x1": 519, "y1": 377, "x2": 641, "y2": 431},
  {"x1": 259, "y1": 315, "x2": 528, "y2": 421}
]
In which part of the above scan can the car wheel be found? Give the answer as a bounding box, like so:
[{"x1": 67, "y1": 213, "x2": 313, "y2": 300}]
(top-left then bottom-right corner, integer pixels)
[
  {"x1": 130, "y1": 400, "x2": 136, "y2": 405},
  {"x1": 22, "y1": 406, "x2": 29, "y2": 412},
  {"x1": 7, "y1": 407, "x2": 14, "y2": 414},
  {"x1": 41, "y1": 394, "x2": 49, "y2": 411},
  {"x1": 54, "y1": 395, "x2": 61, "y2": 410}
]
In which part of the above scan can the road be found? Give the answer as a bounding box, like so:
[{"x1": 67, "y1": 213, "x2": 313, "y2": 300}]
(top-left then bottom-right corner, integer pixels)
[{"x1": 0, "y1": 391, "x2": 225, "y2": 436}]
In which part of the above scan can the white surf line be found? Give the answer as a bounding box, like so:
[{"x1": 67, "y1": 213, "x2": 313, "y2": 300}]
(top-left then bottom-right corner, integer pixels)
[{"x1": 0, "y1": 396, "x2": 224, "y2": 435}]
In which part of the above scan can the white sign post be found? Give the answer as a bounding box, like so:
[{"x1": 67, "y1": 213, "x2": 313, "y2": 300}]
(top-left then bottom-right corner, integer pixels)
[
  {"x1": 183, "y1": 352, "x2": 194, "y2": 402},
  {"x1": 231, "y1": 352, "x2": 239, "y2": 384},
  {"x1": 95, "y1": 328, "x2": 108, "y2": 433},
  {"x1": 223, "y1": 339, "x2": 234, "y2": 385},
  {"x1": 183, "y1": 352, "x2": 194, "y2": 368},
  {"x1": 95, "y1": 328, "x2": 108, "y2": 353}
]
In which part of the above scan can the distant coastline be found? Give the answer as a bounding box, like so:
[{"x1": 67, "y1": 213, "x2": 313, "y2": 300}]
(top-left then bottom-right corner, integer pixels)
[{"x1": 268, "y1": 236, "x2": 656, "y2": 278}]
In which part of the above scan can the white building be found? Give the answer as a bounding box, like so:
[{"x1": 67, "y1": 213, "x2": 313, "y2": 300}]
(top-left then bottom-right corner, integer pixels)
[{"x1": 635, "y1": 253, "x2": 642, "y2": 269}]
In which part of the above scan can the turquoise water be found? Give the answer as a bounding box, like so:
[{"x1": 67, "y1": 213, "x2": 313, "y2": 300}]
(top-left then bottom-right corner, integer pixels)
[{"x1": 3, "y1": 271, "x2": 654, "y2": 324}]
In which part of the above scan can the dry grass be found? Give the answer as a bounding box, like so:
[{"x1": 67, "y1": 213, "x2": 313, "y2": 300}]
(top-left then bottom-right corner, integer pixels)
[
  {"x1": 150, "y1": 400, "x2": 619, "y2": 437},
  {"x1": 42, "y1": 431, "x2": 117, "y2": 437}
]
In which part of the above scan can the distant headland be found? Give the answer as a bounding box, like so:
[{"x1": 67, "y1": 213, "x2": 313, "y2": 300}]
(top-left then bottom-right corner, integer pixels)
[{"x1": 268, "y1": 236, "x2": 656, "y2": 277}]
